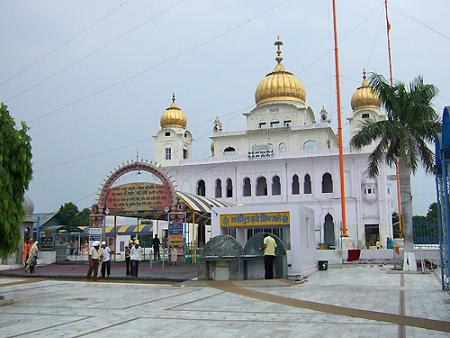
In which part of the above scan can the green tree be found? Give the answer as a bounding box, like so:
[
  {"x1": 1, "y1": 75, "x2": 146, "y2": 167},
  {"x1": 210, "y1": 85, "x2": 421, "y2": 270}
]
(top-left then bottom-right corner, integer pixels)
[
  {"x1": 0, "y1": 103, "x2": 33, "y2": 256},
  {"x1": 56, "y1": 202, "x2": 80, "y2": 226},
  {"x1": 426, "y1": 202, "x2": 438, "y2": 221},
  {"x1": 77, "y1": 208, "x2": 90, "y2": 225},
  {"x1": 351, "y1": 74, "x2": 441, "y2": 256},
  {"x1": 56, "y1": 203, "x2": 90, "y2": 225}
]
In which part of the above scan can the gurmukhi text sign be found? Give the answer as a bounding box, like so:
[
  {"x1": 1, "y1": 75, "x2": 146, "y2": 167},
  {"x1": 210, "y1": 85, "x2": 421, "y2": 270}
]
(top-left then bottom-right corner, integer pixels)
[
  {"x1": 105, "y1": 182, "x2": 171, "y2": 213},
  {"x1": 220, "y1": 212, "x2": 290, "y2": 227}
]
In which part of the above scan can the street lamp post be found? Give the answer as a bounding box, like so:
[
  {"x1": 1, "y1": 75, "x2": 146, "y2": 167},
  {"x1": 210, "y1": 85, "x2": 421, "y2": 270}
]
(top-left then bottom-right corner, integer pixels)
[{"x1": 103, "y1": 208, "x2": 110, "y2": 242}]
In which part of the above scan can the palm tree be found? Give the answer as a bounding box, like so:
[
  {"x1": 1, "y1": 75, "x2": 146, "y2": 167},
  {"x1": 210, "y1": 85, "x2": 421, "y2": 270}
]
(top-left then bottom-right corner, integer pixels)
[{"x1": 351, "y1": 73, "x2": 441, "y2": 262}]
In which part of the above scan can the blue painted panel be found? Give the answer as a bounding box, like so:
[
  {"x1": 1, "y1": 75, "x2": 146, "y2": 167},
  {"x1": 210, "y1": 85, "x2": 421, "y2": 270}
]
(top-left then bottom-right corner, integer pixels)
[{"x1": 441, "y1": 106, "x2": 450, "y2": 150}]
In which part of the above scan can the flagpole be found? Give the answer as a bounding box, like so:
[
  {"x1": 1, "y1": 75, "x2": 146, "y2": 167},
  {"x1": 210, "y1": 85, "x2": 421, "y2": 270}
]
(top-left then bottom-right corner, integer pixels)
[
  {"x1": 384, "y1": 0, "x2": 403, "y2": 239},
  {"x1": 332, "y1": 0, "x2": 347, "y2": 236}
]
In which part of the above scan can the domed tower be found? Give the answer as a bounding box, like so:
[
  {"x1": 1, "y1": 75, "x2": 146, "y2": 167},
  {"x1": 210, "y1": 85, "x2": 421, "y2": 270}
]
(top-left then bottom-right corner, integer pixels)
[
  {"x1": 245, "y1": 36, "x2": 314, "y2": 130},
  {"x1": 255, "y1": 37, "x2": 306, "y2": 105},
  {"x1": 153, "y1": 93, "x2": 192, "y2": 166},
  {"x1": 349, "y1": 71, "x2": 385, "y2": 139}
]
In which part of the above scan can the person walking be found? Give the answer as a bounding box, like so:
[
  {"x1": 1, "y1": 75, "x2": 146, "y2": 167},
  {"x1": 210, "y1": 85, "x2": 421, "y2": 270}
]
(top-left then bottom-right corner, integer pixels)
[
  {"x1": 261, "y1": 233, "x2": 277, "y2": 279},
  {"x1": 130, "y1": 240, "x2": 141, "y2": 278},
  {"x1": 23, "y1": 239, "x2": 32, "y2": 270},
  {"x1": 152, "y1": 234, "x2": 161, "y2": 261},
  {"x1": 100, "y1": 241, "x2": 111, "y2": 278},
  {"x1": 26, "y1": 241, "x2": 39, "y2": 274},
  {"x1": 124, "y1": 243, "x2": 131, "y2": 276},
  {"x1": 86, "y1": 241, "x2": 100, "y2": 281}
]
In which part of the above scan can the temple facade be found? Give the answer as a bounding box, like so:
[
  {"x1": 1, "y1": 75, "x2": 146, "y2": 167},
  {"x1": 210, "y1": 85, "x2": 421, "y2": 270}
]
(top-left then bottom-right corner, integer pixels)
[{"x1": 153, "y1": 37, "x2": 393, "y2": 250}]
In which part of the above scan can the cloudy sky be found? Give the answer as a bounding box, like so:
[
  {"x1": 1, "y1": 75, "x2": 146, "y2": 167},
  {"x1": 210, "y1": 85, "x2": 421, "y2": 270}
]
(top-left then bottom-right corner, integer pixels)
[{"x1": 1, "y1": 0, "x2": 448, "y2": 216}]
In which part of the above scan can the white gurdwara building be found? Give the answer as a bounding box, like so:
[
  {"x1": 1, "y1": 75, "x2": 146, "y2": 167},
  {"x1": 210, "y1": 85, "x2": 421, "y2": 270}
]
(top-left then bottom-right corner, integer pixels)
[{"x1": 153, "y1": 38, "x2": 393, "y2": 250}]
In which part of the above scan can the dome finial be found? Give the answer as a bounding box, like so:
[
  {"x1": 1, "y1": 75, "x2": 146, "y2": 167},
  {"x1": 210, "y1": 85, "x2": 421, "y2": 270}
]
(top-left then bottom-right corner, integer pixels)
[
  {"x1": 172, "y1": 92, "x2": 176, "y2": 103},
  {"x1": 274, "y1": 35, "x2": 283, "y2": 63},
  {"x1": 362, "y1": 69, "x2": 367, "y2": 80}
]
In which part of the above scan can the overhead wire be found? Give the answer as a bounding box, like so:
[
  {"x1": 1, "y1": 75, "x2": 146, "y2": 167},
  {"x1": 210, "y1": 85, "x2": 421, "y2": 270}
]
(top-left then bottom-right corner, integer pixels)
[
  {"x1": 389, "y1": 3, "x2": 450, "y2": 44},
  {"x1": 0, "y1": 0, "x2": 133, "y2": 89},
  {"x1": 34, "y1": 103, "x2": 252, "y2": 172},
  {"x1": 32, "y1": 1, "x2": 380, "y2": 173},
  {"x1": 5, "y1": 0, "x2": 188, "y2": 103},
  {"x1": 366, "y1": 7, "x2": 384, "y2": 69},
  {"x1": 26, "y1": 0, "x2": 296, "y2": 124}
]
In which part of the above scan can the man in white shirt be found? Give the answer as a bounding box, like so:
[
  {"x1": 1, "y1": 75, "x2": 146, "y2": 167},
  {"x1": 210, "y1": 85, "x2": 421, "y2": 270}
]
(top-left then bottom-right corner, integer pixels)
[
  {"x1": 130, "y1": 240, "x2": 142, "y2": 277},
  {"x1": 86, "y1": 241, "x2": 100, "y2": 281},
  {"x1": 100, "y1": 241, "x2": 111, "y2": 278}
]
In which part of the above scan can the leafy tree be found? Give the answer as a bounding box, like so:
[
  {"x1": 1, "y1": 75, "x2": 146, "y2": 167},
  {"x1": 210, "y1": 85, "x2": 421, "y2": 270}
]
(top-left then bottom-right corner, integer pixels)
[
  {"x1": 0, "y1": 103, "x2": 33, "y2": 256},
  {"x1": 351, "y1": 74, "x2": 441, "y2": 256},
  {"x1": 426, "y1": 202, "x2": 438, "y2": 221},
  {"x1": 56, "y1": 202, "x2": 80, "y2": 226},
  {"x1": 78, "y1": 208, "x2": 90, "y2": 225},
  {"x1": 56, "y1": 203, "x2": 90, "y2": 225}
]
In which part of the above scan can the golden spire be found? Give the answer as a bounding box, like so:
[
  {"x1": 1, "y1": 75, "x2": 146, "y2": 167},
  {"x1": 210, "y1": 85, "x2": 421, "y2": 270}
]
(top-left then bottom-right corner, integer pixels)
[
  {"x1": 160, "y1": 93, "x2": 187, "y2": 128},
  {"x1": 351, "y1": 70, "x2": 381, "y2": 111},
  {"x1": 255, "y1": 36, "x2": 306, "y2": 105},
  {"x1": 274, "y1": 35, "x2": 283, "y2": 63}
]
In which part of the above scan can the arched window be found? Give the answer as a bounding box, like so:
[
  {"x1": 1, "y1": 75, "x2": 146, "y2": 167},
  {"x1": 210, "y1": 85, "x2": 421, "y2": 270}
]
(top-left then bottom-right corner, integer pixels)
[
  {"x1": 279, "y1": 142, "x2": 288, "y2": 152},
  {"x1": 303, "y1": 140, "x2": 317, "y2": 151},
  {"x1": 215, "y1": 179, "x2": 222, "y2": 198},
  {"x1": 304, "y1": 174, "x2": 312, "y2": 194},
  {"x1": 272, "y1": 175, "x2": 281, "y2": 195},
  {"x1": 270, "y1": 119, "x2": 280, "y2": 128},
  {"x1": 322, "y1": 173, "x2": 333, "y2": 193},
  {"x1": 243, "y1": 177, "x2": 251, "y2": 196},
  {"x1": 197, "y1": 180, "x2": 206, "y2": 196},
  {"x1": 226, "y1": 178, "x2": 233, "y2": 198},
  {"x1": 292, "y1": 175, "x2": 300, "y2": 195},
  {"x1": 324, "y1": 214, "x2": 335, "y2": 247},
  {"x1": 224, "y1": 147, "x2": 236, "y2": 157},
  {"x1": 256, "y1": 177, "x2": 267, "y2": 196}
]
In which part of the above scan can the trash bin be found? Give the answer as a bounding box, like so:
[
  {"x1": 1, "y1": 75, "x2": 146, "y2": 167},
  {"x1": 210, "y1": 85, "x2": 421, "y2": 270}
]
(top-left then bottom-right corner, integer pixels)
[{"x1": 318, "y1": 260, "x2": 328, "y2": 271}]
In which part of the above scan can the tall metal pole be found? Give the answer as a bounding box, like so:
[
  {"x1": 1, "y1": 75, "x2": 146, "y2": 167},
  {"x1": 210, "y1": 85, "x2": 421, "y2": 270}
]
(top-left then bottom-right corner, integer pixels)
[
  {"x1": 384, "y1": 0, "x2": 403, "y2": 239},
  {"x1": 332, "y1": 0, "x2": 347, "y2": 236}
]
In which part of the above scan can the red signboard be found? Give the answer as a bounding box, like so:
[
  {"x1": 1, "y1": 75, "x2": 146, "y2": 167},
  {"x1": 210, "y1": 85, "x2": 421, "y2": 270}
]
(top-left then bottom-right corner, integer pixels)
[{"x1": 105, "y1": 182, "x2": 171, "y2": 213}]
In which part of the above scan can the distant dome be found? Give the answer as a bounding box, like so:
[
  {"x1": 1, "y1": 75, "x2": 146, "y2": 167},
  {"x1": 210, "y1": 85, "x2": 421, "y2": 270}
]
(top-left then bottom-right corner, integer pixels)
[
  {"x1": 255, "y1": 36, "x2": 306, "y2": 105},
  {"x1": 23, "y1": 194, "x2": 34, "y2": 222},
  {"x1": 351, "y1": 73, "x2": 381, "y2": 111},
  {"x1": 160, "y1": 93, "x2": 187, "y2": 129}
]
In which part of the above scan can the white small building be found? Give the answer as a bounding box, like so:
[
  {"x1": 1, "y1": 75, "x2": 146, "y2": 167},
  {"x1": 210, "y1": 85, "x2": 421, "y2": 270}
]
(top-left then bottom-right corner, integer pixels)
[{"x1": 153, "y1": 37, "x2": 393, "y2": 251}]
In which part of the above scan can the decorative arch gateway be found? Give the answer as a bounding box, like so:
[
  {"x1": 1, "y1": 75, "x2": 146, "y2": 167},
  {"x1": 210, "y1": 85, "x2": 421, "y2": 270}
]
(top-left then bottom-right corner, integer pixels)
[{"x1": 90, "y1": 160, "x2": 183, "y2": 229}]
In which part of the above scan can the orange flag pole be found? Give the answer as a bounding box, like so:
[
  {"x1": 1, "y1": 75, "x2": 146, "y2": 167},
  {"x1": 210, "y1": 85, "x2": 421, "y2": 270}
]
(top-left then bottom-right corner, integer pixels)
[
  {"x1": 332, "y1": 0, "x2": 347, "y2": 236},
  {"x1": 384, "y1": 0, "x2": 403, "y2": 238}
]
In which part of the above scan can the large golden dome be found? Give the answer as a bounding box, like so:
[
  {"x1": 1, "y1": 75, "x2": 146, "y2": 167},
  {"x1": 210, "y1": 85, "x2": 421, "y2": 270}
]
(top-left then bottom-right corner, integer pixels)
[
  {"x1": 160, "y1": 94, "x2": 187, "y2": 128},
  {"x1": 255, "y1": 37, "x2": 306, "y2": 105},
  {"x1": 351, "y1": 73, "x2": 381, "y2": 111}
]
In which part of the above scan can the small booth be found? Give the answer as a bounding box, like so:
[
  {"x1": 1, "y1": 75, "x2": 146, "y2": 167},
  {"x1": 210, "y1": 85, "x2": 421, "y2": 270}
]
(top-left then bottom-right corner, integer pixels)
[
  {"x1": 210, "y1": 202, "x2": 317, "y2": 278},
  {"x1": 242, "y1": 233, "x2": 287, "y2": 279},
  {"x1": 199, "y1": 235, "x2": 243, "y2": 280}
]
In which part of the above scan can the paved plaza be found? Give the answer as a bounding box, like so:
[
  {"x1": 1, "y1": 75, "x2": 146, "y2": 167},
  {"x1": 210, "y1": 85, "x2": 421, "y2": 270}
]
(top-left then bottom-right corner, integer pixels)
[{"x1": 0, "y1": 265, "x2": 449, "y2": 337}]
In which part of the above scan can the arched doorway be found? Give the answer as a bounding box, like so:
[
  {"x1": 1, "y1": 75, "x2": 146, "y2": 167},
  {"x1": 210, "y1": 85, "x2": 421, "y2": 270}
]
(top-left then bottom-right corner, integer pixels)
[{"x1": 324, "y1": 214, "x2": 335, "y2": 248}]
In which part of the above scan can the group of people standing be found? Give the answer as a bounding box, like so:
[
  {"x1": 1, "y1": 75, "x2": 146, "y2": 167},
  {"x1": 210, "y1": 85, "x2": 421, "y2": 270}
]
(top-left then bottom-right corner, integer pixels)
[
  {"x1": 86, "y1": 240, "x2": 112, "y2": 281},
  {"x1": 23, "y1": 239, "x2": 39, "y2": 273},
  {"x1": 86, "y1": 234, "x2": 166, "y2": 281},
  {"x1": 124, "y1": 239, "x2": 142, "y2": 277}
]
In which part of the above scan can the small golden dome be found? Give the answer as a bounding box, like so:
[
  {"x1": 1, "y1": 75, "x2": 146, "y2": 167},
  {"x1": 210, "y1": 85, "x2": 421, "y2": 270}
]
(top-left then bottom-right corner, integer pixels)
[
  {"x1": 255, "y1": 36, "x2": 306, "y2": 105},
  {"x1": 160, "y1": 93, "x2": 187, "y2": 128},
  {"x1": 351, "y1": 72, "x2": 381, "y2": 111}
]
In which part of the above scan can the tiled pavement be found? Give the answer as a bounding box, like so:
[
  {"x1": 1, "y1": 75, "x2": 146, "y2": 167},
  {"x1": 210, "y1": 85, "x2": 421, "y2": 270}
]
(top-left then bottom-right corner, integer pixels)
[{"x1": 0, "y1": 265, "x2": 449, "y2": 337}]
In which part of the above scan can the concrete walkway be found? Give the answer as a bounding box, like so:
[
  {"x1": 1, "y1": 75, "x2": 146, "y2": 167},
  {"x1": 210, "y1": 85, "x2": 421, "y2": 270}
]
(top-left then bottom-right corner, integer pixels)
[
  {"x1": 0, "y1": 265, "x2": 449, "y2": 337},
  {"x1": 0, "y1": 261, "x2": 199, "y2": 282}
]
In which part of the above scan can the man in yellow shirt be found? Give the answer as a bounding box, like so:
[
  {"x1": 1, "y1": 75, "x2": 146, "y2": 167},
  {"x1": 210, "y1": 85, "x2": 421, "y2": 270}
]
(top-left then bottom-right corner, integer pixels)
[{"x1": 261, "y1": 233, "x2": 277, "y2": 279}]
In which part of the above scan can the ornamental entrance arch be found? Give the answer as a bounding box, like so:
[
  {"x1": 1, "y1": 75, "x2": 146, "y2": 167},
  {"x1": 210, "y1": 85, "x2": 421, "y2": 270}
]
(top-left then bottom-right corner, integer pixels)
[{"x1": 89, "y1": 160, "x2": 182, "y2": 229}]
